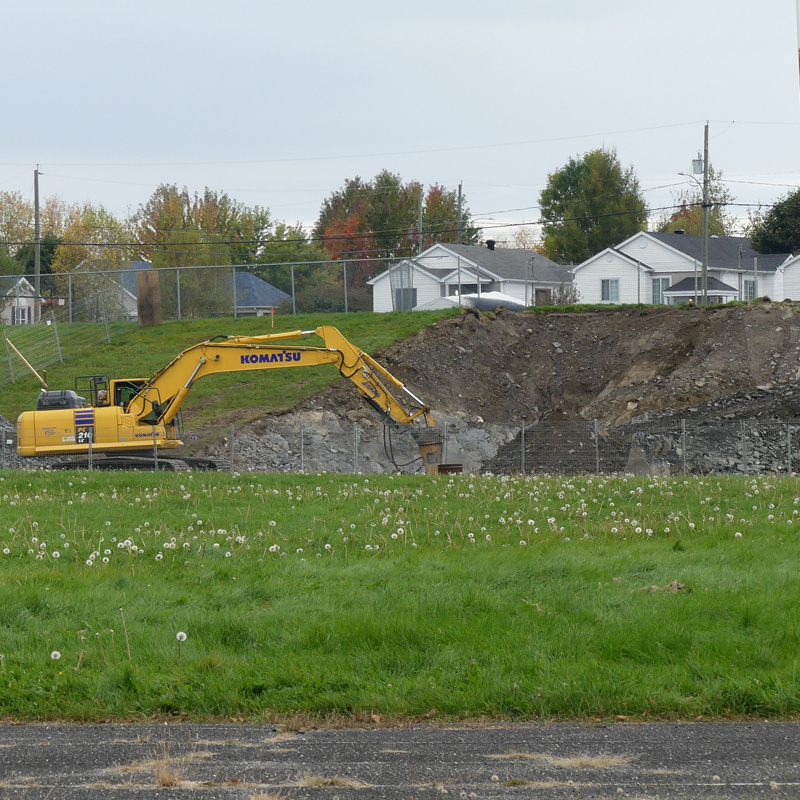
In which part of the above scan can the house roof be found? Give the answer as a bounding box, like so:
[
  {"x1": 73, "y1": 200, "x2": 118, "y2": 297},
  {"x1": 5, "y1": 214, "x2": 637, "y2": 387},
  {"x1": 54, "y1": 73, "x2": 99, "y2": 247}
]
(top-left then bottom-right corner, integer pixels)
[
  {"x1": 646, "y1": 232, "x2": 789, "y2": 272},
  {"x1": 121, "y1": 262, "x2": 288, "y2": 307},
  {"x1": 235, "y1": 270, "x2": 289, "y2": 307},
  {"x1": 368, "y1": 243, "x2": 572, "y2": 286},
  {"x1": 442, "y1": 244, "x2": 571, "y2": 284},
  {"x1": 663, "y1": 276, "x2": 739, "y2": 294},
  {"x1": 571, "y1": 246, "x2": 654, "y2": 274},
  {"x1": 2, "y1": 276, "x2": 35, "y2": 296}
]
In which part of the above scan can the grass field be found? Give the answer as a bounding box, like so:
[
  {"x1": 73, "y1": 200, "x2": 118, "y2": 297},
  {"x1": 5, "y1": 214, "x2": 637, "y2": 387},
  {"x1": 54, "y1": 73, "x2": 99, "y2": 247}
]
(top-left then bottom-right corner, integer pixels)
[{"x1": 0, "y1": 469, "x2": 798, "y2": 722}]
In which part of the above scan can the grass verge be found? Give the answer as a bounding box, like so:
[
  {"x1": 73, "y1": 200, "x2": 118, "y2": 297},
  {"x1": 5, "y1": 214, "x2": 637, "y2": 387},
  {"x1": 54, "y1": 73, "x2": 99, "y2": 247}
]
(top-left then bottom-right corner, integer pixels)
[{"x1": 0, "y1": 470, "x2": 798, "y2": 721}]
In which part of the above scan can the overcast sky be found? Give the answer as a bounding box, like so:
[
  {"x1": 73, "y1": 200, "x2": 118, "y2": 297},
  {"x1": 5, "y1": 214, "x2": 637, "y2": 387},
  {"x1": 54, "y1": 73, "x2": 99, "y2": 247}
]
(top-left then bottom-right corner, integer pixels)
[{"x1": 3, "y1": 0, "x2": 800, "y2": 243}]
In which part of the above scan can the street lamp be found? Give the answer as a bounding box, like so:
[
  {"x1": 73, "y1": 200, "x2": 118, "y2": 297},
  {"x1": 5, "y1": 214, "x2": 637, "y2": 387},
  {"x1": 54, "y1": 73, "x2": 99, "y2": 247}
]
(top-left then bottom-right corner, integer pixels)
[{"x1": 678, "y1": 122, "x2": 710, "y2": 306}]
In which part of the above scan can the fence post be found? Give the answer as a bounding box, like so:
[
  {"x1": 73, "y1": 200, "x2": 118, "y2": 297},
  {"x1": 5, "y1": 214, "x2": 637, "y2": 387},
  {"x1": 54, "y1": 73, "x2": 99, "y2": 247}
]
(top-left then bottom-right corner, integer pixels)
[
  {"x1": 343, "y1": 261, "x2": 348, "y2": 314},
  {"x1": 1, "y1": 432, "x2": 5, "y2": 468},
  {"x1": 594, "y1": 419, "x2": 600, "y2": 474},
  {"x1": 741, "y1": 421, "x2": 748, "y2": 475},
  {"x1": 520, "y1": 421, "x2": 526, "y2": 475},
  {"x1": 68, "y1": 275, "x2": 73, "y2": 323},
  {"x1": 291, "y1": 265, "x2": 296, "y2": 316},
  {"x1": 177, "y1": 268, "x2": 182, "y2": 321},
  {"x1": 87, "y1": 438, "x2": 93, "y2": 471},
  {"x1": 353, "y1": 422, "x2": 359, "y2": 473},
  {"x1": 788, "y1": 423, "x2": 792, "y2": 476},
  {"x1": 230, "y1": 423, "x2": 235, "y2": 472},
  {"x1": 4, "y1": 337, "x2": 14, "y2": 383},
  {"x1": 679, "y1": 419, "x2": 685, "y2": 475},
  {"x1": 300, "y1": 426, "x2": 305, "y2": 473},
  {"x1": 50, "y1": 311, "x2": 63, "y2": 363},
  {"x1": 232, "y1": 267, "x2": 237, "y2": 320}
]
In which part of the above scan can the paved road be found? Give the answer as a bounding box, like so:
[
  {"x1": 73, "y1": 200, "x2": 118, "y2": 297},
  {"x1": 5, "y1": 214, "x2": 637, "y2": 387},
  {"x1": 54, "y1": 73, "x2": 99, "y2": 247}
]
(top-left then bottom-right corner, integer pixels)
[{"x1": 0, "y1": 721, "x2": 797, "y2": 798}]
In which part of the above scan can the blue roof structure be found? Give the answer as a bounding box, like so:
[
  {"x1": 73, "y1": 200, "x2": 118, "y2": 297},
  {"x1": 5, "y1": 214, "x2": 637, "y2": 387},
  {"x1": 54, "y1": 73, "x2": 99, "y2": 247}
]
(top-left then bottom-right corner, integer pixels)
[{"x1": 121, "y1": 262, "x2": 289, "y2": 309}]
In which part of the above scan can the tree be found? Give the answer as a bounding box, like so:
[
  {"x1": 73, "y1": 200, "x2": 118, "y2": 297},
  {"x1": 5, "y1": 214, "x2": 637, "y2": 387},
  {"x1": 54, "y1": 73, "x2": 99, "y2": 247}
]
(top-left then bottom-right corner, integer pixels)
[
  {"x1": 0, "y1": 190, "x2": 34, "y2": 273},
  {"x1": 749, "y1": 188, "x2": 800, "y2": 254},
  {"x1": 132, "y1": 184, "x2": 272, "y2": 266},
  {"x1": 255, "y1": 221, "x2": 330, "y2": 294},
  {"x1": 313, "y1": 171, "x2": 478, "y2": 285},
  {"x1": 539, "y1": 148, "x2": 647, "y2": 263},
  {"x1": 510, "y1": 224, "x2": 548, "y2": 253},
  {"x1": 48, "y1": 204, "x2": 133, "y2": 320},
  {"x1": 14, "y1": 234, "x2": 62, "y2": 293},
  {"x1": 655, "y1": 165, "x2": 736, "y2": 236},
  {"x1": 131, "y1": 185, "x2": 272, "y2": 317}
]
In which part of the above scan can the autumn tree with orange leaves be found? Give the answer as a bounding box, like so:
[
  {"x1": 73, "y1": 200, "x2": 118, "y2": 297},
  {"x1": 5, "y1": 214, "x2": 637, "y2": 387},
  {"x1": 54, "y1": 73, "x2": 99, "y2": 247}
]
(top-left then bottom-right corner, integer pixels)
[{"x1": 313, "y1": 170, "x2": 478, "y2": 285}]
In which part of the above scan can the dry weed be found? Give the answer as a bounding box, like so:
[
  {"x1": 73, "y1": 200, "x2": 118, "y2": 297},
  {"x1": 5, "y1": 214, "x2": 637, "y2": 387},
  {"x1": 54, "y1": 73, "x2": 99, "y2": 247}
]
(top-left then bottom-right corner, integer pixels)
[
  {"x1": 490, "y1": 750, "x2": 632, "y2": 768},
  {"x1": 293, "y1": 775, "x2": 370, "y2": 788}
]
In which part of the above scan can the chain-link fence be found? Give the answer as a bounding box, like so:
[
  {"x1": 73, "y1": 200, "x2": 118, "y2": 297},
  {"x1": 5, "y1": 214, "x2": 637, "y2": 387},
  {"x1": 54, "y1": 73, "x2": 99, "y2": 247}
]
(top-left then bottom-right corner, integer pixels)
[
  {"x1": 0, "y1": 261, "x2": 373, "y2": 389},
  {"x1": 485, "y1": 419, "x2": 800, "y2": 477},
  {"x1": 6, "y1": 417, "x2": 800, "y2": 476}
]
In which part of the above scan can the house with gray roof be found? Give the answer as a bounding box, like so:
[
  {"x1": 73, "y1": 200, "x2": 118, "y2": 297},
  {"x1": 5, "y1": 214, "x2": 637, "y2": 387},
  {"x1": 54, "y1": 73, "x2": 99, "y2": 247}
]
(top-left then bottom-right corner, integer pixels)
[
  {"x1": 572, "y1": 231, "x2": 791, "y2": 305},
  {"x1": 367, "y1": 242, "x2": 571, "y2": 312}
]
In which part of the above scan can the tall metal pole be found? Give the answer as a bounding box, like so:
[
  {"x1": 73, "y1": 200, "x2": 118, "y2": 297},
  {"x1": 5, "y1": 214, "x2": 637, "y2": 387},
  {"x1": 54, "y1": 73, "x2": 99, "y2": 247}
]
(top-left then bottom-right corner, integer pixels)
[
  {"x1": 417, "y1": 186, "x2": 424, "y2": 255},
  {"x1": 701, "y1": 122, "x2": 710, "y2": 306},
  {"x1": 796, "y1": 0, "x2": 800, "y2": 102},
  {"x1": 34, "y1": 167, "x2": 41, "y2": 321},
  {"x1": 457, "y1": 181, "x2": 463, "y2": 244}
]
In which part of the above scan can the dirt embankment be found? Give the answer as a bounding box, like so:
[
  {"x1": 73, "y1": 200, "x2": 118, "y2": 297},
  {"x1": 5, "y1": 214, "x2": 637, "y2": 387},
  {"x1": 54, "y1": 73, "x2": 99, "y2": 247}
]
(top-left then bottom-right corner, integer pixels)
[{"x1": 363, "y1": 302, "x2": 800, "y2": 427}]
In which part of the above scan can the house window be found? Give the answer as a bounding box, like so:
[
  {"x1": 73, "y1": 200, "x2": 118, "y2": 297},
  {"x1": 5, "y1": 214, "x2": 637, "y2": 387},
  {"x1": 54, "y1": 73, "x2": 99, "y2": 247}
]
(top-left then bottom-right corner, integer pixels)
[
  {"x1": 652, "y1": 277, "x2": 670, "y2": 305},
  {"x1": 601, "y1": 279, "x2": 619, "y2": 302},
  {"x1": 743, "y1": 279, "x2": 756, "y2": 301},
  {"x1": 448, "y1": 284, "x2": 478, "y2": 296},
  {"x1": 534, "y1": 288, "x2": 552, "y2": 306},
  {"x1": 13, "y1": 306, "x2": 31, "y2": 325},
  {"x1": 394, "y1": 287, "x2": 417, "y2": 311}
]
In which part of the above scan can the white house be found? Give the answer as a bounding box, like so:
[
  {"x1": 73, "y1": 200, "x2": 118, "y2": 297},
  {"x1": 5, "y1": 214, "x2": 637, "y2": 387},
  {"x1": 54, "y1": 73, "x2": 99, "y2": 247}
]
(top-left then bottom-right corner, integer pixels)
[
  {"x1": 368, "y1": 242, "x2": 572, "y2": 313},
  {"x1": 0, "y1": 276, "x2": 39, "y2": 325},
  {"x1": 572, "y1": 231, "x2": 791, "y2": 305}
]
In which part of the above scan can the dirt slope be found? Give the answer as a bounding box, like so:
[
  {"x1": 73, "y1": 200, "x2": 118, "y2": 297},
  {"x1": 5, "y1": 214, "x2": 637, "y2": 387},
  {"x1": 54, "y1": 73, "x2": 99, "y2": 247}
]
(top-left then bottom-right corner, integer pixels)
[{"x1": 311, "y1": 302, "x2": 800, "y2": 428}]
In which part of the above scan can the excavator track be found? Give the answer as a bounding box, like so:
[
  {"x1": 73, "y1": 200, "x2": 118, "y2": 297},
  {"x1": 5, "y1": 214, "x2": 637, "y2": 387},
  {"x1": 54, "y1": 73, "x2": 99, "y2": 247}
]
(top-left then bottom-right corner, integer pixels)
[{"x1": 48, "y1": 455, "x2": 228, "y2": 472}]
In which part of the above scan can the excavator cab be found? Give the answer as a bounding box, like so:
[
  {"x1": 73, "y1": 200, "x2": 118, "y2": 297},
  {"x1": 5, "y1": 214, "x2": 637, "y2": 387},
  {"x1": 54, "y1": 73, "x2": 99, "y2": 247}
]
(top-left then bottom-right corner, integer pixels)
[{"x1": 75, "y1": 375, "x2": 111, "y2": 407}]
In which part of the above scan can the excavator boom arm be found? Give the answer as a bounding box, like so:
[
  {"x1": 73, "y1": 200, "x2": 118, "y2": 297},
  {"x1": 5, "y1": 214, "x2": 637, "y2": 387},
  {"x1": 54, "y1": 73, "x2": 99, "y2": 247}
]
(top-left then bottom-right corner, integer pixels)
[{"x1": 132, "y1": 326, "x2": 434, "y2": 430}]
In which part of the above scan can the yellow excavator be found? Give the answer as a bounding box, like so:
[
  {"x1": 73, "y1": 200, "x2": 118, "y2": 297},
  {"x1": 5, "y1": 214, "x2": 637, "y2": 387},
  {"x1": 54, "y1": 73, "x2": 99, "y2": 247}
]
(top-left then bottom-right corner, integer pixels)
[{"x1": 16, "y1": 326, "x2": 443, "y2": 472}]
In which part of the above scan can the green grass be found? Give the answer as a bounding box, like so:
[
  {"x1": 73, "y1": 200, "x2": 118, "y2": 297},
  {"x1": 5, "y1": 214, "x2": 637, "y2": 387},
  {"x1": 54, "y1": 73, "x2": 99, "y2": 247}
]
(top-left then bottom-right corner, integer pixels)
[
  {"x1": 0, "y1": 470, "x2": 798, "y2": 722},
  {"x1": 0, "y1": 310, "x2": 458, "y2": 428}
]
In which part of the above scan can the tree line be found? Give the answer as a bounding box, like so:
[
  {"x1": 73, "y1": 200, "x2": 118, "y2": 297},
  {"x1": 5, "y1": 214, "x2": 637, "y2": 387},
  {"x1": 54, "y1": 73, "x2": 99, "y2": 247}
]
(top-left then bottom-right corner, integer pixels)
[{"x1": 1, "y1": 153, "x2": 798, "y2": 312}]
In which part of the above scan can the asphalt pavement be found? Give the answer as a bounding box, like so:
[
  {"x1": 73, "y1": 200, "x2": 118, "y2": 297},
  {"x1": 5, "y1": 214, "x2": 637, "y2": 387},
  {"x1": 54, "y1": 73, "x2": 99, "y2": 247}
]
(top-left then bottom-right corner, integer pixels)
[{"x1": 0, "y1": 720, "x2": 797, "y2": 799}]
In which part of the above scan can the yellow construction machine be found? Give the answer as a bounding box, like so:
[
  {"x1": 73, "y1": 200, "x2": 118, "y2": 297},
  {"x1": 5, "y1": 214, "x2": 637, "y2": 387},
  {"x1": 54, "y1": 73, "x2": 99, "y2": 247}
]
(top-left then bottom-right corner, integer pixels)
[{"x1": 16, "y1": 326, "x2": 443, "y2": 472}]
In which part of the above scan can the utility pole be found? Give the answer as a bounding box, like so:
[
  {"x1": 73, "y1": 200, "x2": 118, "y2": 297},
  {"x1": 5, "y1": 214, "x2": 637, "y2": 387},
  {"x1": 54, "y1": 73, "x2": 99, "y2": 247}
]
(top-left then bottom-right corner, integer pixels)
[
  {"x1": 701, "y1": 122, "x2": 710, "y2": 306},
  {"x1": 34, "y1": 167, "x2": 41, "y2": 321},
  {"x1": 457, "y1": 181, "x2": 463, "y2": 244},
  {"x1": 417, "y1": 185, "x2": 424, "y2": 255}
]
